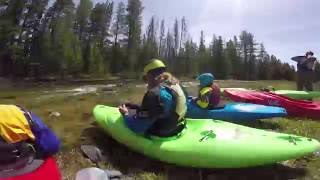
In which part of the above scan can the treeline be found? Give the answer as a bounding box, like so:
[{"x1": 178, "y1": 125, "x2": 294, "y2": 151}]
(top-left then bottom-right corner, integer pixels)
[{"x1": 0, "y1": 0, "x2": 298, "y2": 80}]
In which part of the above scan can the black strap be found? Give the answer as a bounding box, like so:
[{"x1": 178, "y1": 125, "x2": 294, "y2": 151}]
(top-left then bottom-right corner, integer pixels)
[
  {"x1": 15, "y1": 105, "x2": 35, "y2": 128},
  {"x1": 150, "y1": 122, "x2": 185, "y2": 137},
  {"x1": 124, "y1": 103, "x2": 140, "y2": 110}
]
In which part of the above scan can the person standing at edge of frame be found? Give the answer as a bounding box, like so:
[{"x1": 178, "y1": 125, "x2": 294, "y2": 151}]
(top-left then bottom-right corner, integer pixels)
[{"x1": 292, "y1": 51, "x2": 317, "y2": 91}]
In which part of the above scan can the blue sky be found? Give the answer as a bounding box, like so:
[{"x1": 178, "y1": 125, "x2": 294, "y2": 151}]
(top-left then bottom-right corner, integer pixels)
[{"x1": 81, "y1": 0, "x2": 320, "y2": 65}]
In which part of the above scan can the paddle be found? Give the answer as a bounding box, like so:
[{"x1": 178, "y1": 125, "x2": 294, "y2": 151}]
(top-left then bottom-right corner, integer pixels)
[
  {"x1": 291, "y1": 55, "x2": 306, "y2": 63},
  {"x1": 291, "y1": 55, "x2": 317, "y2": 70}
]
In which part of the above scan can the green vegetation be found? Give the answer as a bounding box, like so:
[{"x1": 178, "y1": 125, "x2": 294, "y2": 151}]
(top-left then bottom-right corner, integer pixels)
[
  {"x1": 3, "y1": 0, "x2": 319, "y2": 80},
  {"x1": 0, "y1": 0, "x2": 320, "y2": 179},
  {"x1": 1, "y1": 80, "x2": 319, "y2": 179}
]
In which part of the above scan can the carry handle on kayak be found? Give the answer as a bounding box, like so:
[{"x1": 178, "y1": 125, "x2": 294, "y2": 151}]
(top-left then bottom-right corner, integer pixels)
[{"x1": 199, "y1": 130, "x2": 215, "y2": 142}]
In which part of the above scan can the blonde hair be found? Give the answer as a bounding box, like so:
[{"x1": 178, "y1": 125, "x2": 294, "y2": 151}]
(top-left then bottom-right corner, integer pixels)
[{"x1": 156, "y1": 72, "x2": 179, "y2": 85}]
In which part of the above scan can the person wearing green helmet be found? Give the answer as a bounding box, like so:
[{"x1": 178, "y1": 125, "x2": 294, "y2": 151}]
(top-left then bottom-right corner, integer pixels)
[
  {"x1": 118, "y1": 59, "x2": 187, "y2": 137},
  {"x1": 195, "y1": 73, "x2": 221, "y2": 109}
]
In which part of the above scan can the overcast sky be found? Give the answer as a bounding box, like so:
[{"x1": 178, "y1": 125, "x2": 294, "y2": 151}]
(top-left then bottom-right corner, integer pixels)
[{"x1": 82, "y1": 0, "x2": 320, "y2": 65}]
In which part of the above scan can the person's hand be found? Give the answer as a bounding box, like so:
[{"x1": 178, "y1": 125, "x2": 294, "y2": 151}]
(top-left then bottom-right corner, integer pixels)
[{"x1": 118, "y1": 104, "x2": 129, "y2": 115}]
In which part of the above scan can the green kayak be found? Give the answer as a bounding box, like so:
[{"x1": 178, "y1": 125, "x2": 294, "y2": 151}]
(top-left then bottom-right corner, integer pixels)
[
  {"x1": 93, "y1": 105, "x2": 320, "y2": 168},
  {"x1": 274, "y1": 90, "x2": 320, "y2": 100},
  {"x1": 221, "y1": 88, "x2": 320, "y2": 100}
]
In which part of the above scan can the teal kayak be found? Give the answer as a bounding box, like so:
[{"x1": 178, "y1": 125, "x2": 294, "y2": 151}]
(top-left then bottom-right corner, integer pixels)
[
  {"x1": 93, "y1": 105, "x2": 320, "y2": 168},
  {"x1": 186, "y1": 97, "x2": 287, "y2": 121}
]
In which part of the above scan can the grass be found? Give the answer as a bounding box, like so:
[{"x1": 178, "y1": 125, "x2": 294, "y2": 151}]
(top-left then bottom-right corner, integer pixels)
[{"x1": 1, "y1": 80, "x2": 320, "y2": 180}]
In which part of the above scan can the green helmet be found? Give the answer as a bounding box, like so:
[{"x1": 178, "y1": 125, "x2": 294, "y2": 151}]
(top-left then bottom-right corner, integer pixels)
[{"x1": 143, "y1": 59, "x2": 166, "y2": 75}]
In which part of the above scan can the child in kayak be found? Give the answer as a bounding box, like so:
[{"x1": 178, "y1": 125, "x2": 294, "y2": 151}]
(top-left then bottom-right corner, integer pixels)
[
  {"x1": 118, "y1": 59, "x2": 187, "y2": 137},
  {"x1": 196, "y1": 73, "x2": 221, "y2": 109}
]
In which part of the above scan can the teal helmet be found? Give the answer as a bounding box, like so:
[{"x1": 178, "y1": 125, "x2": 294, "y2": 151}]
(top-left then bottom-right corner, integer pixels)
[{"x1": 197, "y1": 73, "x2": 215, "y2": 87}]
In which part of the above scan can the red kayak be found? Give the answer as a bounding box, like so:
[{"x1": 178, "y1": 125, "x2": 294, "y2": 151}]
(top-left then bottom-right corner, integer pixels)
[
  {"x1": 0, "y1": 157, "x2": 61, "y2": 180},
  {"x1": 224, "y1": 89, "x2": 320, "y2": 119}
]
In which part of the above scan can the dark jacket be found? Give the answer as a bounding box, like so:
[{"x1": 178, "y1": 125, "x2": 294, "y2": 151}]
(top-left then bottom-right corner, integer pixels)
[
  {"x1": 125, "y1": 86, "x2": 186, "y2": 137},
  {"x1": 297, "y1": 57, "x2": 316, "y2": 72}
]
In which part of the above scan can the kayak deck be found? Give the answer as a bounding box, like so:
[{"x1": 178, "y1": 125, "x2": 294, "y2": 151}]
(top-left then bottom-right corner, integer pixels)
[
  {"x1": 93, "y1": 105, "x2": 320, "y2": 168},
  {"x1": 187, "y1": 98, "x2": 287, "y2": 121}
]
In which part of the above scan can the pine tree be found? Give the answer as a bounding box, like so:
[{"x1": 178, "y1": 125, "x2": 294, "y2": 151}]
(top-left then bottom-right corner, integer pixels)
[
  {"x1": 179, "y1": 17, "x2": 187, "y2": 52},
  {"x1": 111, "y1": 1, "x2": 127, "y2": 73},
  {"x1": 165, "y1": 30, "x2": 174, "y2": 70},
  {"x1": 0, "y1": 0, "x2": 27, "y2": 77},
  {"x1": 90, "y1": 1, "x2": 113, "y2": 48},
  {"x1": 212, "y1": 36, "x2": 227, "y2": 79},
  {"x1": 76, "y1": 0, "x2": 93, "y2": 40},
  {"x1": 270, "y1": 55, "x2": 282, "y2": 79},
  {"x1": 257, "y1": 43, "x2": 269, "y2": 80},
  {"x1": 231, "y1": 36, "x2": 243, "y2": 79},
  {"x1": 146, "y1": 16, "x2": 158, "y2": 57},
  {"x1": 225, "y1": 40, "x2": 238, "y2": 78},
  {"x1": 183, "y1": 39, "x2": 197, "y2": 76},
  {"x1": 127, "y1": 0, "x2": 143, "y2": 72},
  {"x1": 89, "y1": 42, "x2": 105, "y2": 75},
  {"x1": 48, "y1": 0, "x2": 84, "y2": 76},
  {"x1": 240, "y1": 31, "x2": 256, "y2": 80},
  {"x1": 89, "y1": 1, "x2": 113, "y2": 74},
  {"x1": 199, "y1": 30, "x2": 205, "y2": 53},
  {"x1": 112, "y1": 2, "x2": 127, "y2": 47},
  {"x1": 140, "y1": 16, "x2": 159, "y2": 68},
  {"x1": 248, "y1": 39, "x2": 257, "y2": 80},
  {"x1": 158, "y1": 19, "x2": 165, "y2": 57},
  {"x1": 75, "y1": 0, "x2": 93, "y2": 73},
  {"x1": 197, "y1": 30, "x2": 210, "y2": 74},
  {"x1": 173, "y1": 18, "x2": 179, "y2": 55},
  {"x1": 0, "y1": 5, "x2": 297, "y2": 80}
]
